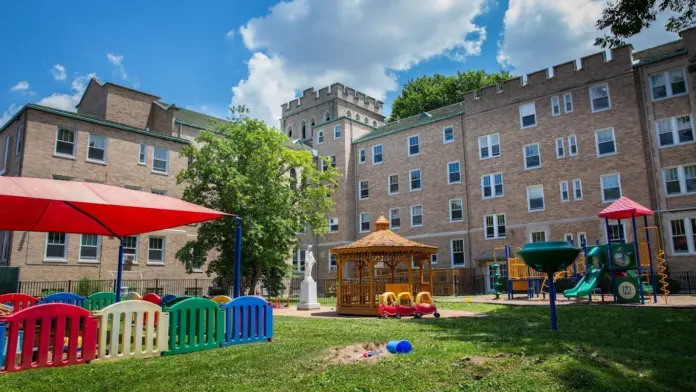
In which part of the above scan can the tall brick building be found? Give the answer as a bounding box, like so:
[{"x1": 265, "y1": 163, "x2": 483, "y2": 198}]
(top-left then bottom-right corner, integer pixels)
[
  {"x1": 0, "y1": 78, "x2": 227, "y2": 281},
  {"x1": 287, "y1": 30, "x2": 696, "y2": 290}
]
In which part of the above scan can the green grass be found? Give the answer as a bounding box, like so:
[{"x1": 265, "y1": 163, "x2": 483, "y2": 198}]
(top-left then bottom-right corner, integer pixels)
[{"x1": 1, "y1": 303, "x2": 695, "y2": 391}]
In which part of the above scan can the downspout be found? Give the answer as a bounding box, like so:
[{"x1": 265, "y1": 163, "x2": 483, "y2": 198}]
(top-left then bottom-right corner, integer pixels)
[{"x1": 458, "y1": 113, "x2": 473, "y2": 270}]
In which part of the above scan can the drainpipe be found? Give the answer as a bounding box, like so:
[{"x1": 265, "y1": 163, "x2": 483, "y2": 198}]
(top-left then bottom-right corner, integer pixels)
[{"x1": 458, "y1": 113, "x2": 473, "y2": 271}]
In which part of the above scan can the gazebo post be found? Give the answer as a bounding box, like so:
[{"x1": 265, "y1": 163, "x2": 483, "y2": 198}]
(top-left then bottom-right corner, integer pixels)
[
  {"x1": 336, "y1": 254, "x2": 342, "y2": 307},
  {"x1": 115, "y1": 237, "x2": 124, "y2": 302},
  {"x1": 408, "y1": 253, "x2": 413, "y2": 294},
  {"x1": 368, "y1": 256, "x2": 374, "y2": 308}
]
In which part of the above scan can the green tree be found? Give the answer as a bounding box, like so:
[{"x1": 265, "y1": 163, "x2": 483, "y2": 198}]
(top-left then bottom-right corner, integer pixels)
[
  {"x1": 176, "y1": 108, "x2": 340, "y2": 295},
  {"x1": 388, "y1": 70, "x2": 512, "y2": 122}
]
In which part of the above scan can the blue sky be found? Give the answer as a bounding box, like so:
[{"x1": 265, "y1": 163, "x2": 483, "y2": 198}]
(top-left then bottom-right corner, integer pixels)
[{"x1": 0, "y1": 0, "x2": 678, "y2": 127}]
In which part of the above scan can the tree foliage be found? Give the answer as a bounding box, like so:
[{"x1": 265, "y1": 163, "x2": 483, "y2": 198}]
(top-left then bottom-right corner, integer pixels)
[
  {"x1": 388, "y1": 70, "x2": 512, "y2": 122},
  {"x1": 176, "y1": 108, "x2": 340, "y2": 295}
]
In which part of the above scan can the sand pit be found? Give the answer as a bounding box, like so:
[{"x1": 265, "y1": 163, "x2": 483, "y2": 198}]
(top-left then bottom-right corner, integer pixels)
[{"x1": 325, "y1": 342, "x2": 391, "y2": 365}]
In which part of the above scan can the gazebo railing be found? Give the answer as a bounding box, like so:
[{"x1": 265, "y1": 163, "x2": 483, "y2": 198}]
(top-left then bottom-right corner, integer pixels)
[{"x1": 339, "y1": 283, "x2": 385, "y2": 308}]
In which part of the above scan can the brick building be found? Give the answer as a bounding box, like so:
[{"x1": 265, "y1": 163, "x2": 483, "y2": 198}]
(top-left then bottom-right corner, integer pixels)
[
  {"x1": 0, "y1": 78, "x2": 227, "y2": 281},
  {"x1": 287, "y1": 30, "x2": 696, "y2": 289}
]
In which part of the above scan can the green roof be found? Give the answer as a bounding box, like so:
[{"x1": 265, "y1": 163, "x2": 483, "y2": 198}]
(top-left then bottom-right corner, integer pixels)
[
  {"x1": 633, "y1": 40, "x2": 687, "y2": 66},
  {"x1": 352, "y1": 102, "x2": 465, "y2": 144},
  {"x1": 158, "y1": 102, "x2": 229, "y2": 130},
  {"x1": 0, "y1": 104, "x2": 189, "y2": 144},
  {"x1": 285, "y1": 139, "x2": 314, "y2": 151}
]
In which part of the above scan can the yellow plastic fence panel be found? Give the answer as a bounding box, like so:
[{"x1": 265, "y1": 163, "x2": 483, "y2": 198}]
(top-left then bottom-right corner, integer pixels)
[
  {"x1": 211, "y1": 295, "x2": 232, "y2": 305},
  {"x1": 125, "y1": 292, "x2": 142, "y2": 300},
  {"x1": 93, "y1": 300, "x2": 170, "y2": 362}
]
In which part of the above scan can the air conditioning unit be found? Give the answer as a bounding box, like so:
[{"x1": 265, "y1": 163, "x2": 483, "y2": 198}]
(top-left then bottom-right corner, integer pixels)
[{"x1": 123, "y1": 254, "x2": 136, "y2": 265}]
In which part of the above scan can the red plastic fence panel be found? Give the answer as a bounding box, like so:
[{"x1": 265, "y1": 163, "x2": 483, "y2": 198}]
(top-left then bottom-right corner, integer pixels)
[
  {"x1": 0, "y1": 294, "x2": 38, "y2": 313},
  {"x1": 142, "y1": 293, "x2": 161, "y2": 306},
  {"x1": 0, "y1": 303, "x2": 97, "y2": 373}
]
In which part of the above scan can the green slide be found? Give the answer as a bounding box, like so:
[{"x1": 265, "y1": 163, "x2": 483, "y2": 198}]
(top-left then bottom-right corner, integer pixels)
[
  {"x1": 563, "y1": 265, "x2": 603, "y2": 298},
  {"x1": 627, "y1": 270, "x2": 653, "y2": 294}
]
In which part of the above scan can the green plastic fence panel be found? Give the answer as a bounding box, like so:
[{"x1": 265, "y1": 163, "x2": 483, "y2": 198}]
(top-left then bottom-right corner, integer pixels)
[
  {"x1": 163, "y1": 297, "x2": 224, "y2": 356},
  {"x1": 83, "y1": 292, "x2": 117, "y2": 312},
  {"x1": 161, "y1": 296, "x2": 192, "y2": 308}
]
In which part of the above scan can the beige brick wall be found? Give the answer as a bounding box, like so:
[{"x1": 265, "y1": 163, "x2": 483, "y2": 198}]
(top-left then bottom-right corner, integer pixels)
[
  {"x1": 76, "y1": 81, "x2": 107, "y2": 118},
  {"x1": 147, "y1": 104, "x2": 175, "y2": 135},
  {"x1": 105, "y1": 86, "x2": 156, "y2": 129},
  {"x1": 0, "y1": 111, "x2": 25, "y2": 177}
]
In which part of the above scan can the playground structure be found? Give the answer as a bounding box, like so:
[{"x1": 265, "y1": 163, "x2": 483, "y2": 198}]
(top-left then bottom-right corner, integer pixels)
[{"x1": 0, "y1": 292, "x2": 273, "y2": 372}]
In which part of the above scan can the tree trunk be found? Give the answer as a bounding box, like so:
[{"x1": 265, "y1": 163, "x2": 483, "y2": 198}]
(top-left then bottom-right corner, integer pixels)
[{"x1": 247, "y1": 267, "x2": 261, "y2": 296}]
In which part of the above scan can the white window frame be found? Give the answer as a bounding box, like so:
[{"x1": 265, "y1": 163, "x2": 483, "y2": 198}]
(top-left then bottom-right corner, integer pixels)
[
  {"x1": 359, "y1": 212, "x2": 370, "y2": 233},
  {"x1": 44, "y1": 232, "x2": 68, "y2": 262},
  {"x1": 529, "y1": 230, "x2": 548, "y2": 243},
  {"x1": 388, "y1": 173, "x2": 399, "y2": 195},
  {"x1": 481, "y1": 172, "x2": 504, "y2": 199},
  {"x1": 662, "y1": 164, "x2": 696, "y2": 197},
  {"x1": 408, "y1": 135, "x2": 420, "y2": 157},
  {"x1": 54, "y1": 127, "x2": 77, "y2": 158},
  {"x1": 555, "y1": 138, "x2": 565, "y2": 158},
  {"x1": 443, "y1": 126, "x2": 454, "y2": 144},
  {"x1": 317, "y1": 130, "x2": 324, "y2": 144},
  {"x1": 389, "y1": 208, "x2": 401, "y2": 230},
  {"x1": 410, "y1": 204, "x2": 423, "y2": 227},
  {"x1": 478, "y1": 133, "x2": 501, "y2": 160},
  {"x1": 372, "y1": 144, "x2": 383, "y2": 165},
  {"x1": 655, "y1": 115, "x2": 695, "y2": 148},
  {"x1": 0, "y1": 135, "x2": 8, "y2": 175},
  {"x1": 600, "y1": 173, "x2": 622, "y2": 203},
  {"x1": 122, "y1": 235, "x2": 140, "y2": 265},
  {"x1": 329, "y1": 218, "x2": 339, "y2": 233},
  {"x1": 409, "y1": 169, "x2": 422, "y2": 192},
  {"x1": 568, "y1": 135, "x2": 578, "y2": 156},
  {"x1": 523, "y1": 143, "x2": 541, "y2": 170},
  {"x1": 138, "y1": 143, "x2": 147, "y2": 165},
  {"x1": 551, "y1": 96, "x2": 561, "y2": 116},
  {"x1": 605, "y1": 221, "x2": 628, "y2": 243},
  {"x1": 668, "y1": 217, "x2": 696, "y2": 255},
  {"x1": 78, "y1": 234, "x2": 101, "y2": 263},
  {"x1": 650, "y1": 67, "x2": 688, "y2": 101},
  {"x1": 431, "y1": 253, "x2": 438, "y2": 265},
  {"x1": 519, "y1": 102, "x2": 537, "y2": 129},
  {"x1": 147, "y1": 236, "x2": 166, "y2": 265},
  {"x1": 573, "y1": 178, "x2": 583, "y2": 201},
  {"x1": 359, "y1": 180, "x2": 369, "y2": 200},
  {"x1": 526, "y1": 185, "x2": 545, "y2": 212},
  {"x1": 333, "y1": 124, "x2": 341, "y2": 140},
  {"x1": 559, "y1": 181, "x2": 569, "y2": 202},
  {"x1": 449, "y1": 199, "x2": 463, "y2": 223},
  {"x1": 152, "y1": 146, "x2": 169, "y2": 174},
  {"x1": 484, "y1": 214, "x2": 506, "y2": 240},
  {"x1": 590, "y1": 83, "x2": 611, "y2": 113},
  {"x1": 450, "y1": 239, "x2": 466, "y2": 267},
  {"x1": 358, "y1": 148, "x2": 365, "y2": 164},
  {"x1": 15, "y1": 125, "x2": 23, "y2": 156},
  {"x1": 563, "y1": 93, "x2": 574, "y2": 113},
  {"x1": 87, "y1": 133, "x2": 108, "y2": 164},
  {"x1": 564, "y1": 233, "x2": 574, "y2": 244},
  {"x1": 594, "y1": 128, "x2": 617, "y2": 157},
  {"x1": 577, "y1": 232, "x2": 587, "y2": 247},
  {"x1": 447, "y1": 161, "x2": 461, "y2": 185},
  {"x1": 329, "y1": 254, "x2": 337, "y2": 272}
]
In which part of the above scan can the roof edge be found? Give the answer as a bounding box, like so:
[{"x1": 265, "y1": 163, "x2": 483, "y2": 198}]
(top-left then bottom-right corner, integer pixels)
[
  {"x1": 311, "y1": 115, "x2": 378, "y2": 131},
  {"x1": 352, "y1": 110, "x2": 465, "y2": 144}
]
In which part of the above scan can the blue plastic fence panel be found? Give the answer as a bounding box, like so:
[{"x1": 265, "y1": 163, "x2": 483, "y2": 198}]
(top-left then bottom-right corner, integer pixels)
[
  {"x1": 160, "y1": 294, "x2": 178, "y2": 307},
  {"x1": 221, "y1": 296, "x2": 273, "y2": 347},
  {"x1": 0, "y1": 322, "x2": 5, "y2": 368},
  {"x1": 38, "y1": 292, "x2": 85, "y2": 307}
]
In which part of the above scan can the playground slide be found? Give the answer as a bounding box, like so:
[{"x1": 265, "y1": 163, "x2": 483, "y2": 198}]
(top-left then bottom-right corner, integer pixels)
[{"x1": 563, "y1": 265, "x2": 603, "y2": 298}]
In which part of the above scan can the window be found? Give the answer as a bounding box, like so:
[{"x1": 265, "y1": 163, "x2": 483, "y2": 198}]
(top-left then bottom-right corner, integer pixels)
[
  {"x1": 564, "y1": 93, "x2": 573, "y2": 113},
  {"x1": 669, "y1": 218, "x2": 696, "y2": 254},
  {"x1": 364, "y1": 117, "x2": 369, "y2": 124},
  {"x1": 84, "y1": 134, "x2": 107, "y2": 163},
  {"x1": 372, "y1": 145, "x2": 383, "y2": 164},
  {"x1": 388, "y1": 174, "x2": 399, "y2": 195},
  {"x1": 564, "y1": 233, "x2": 574, "y2": 244},
  {"x1": 330, "y1": 155, "x2": 336, "y2": 168},
  {"x1": 410, "y1": 205, "x2": 423, "y2": 227},
  {"x1": 123, "y1": 236, "x2": 139, "y2": 264},
  {"x1": 409, "y1": 169, "x2": 422, "y2": 191},
  {"x1": 79, "y1": 234, "x2": 100, "y2": 262},
  {"x1": 0, "y1": 135, "x2": 8, "y2": 173},
  {"x1": 53, "y1": 174, "x2": 73, "y2": 181},
  {"x1": 329, "y1": 218, "x2": 339, "y2": 233},
  {"x1": 390, "y1": 208, "x2": 401, "y2": 229},
  {"x1": 359, "y1": 148, "x2": 366, "y2": 163},
  {"x1": 607, "y1": 223, "x2": 626, "y2": 242},
  {"x1": 523, "y1": 143, "x2": 541, "y2": 169},
  {"x1": 55, "y1": 127, "x2": 76, "y2": 157},
  {"x1": 373, "y1": 120, "x2": 377, "y2": 127},
  {"x1": 84, "y1": 179, "x2": 103, "y2": 184},
  {"x1": 663, "y1": 164, "x2": 696, "y2": 196},
  {"x1": 573, "y1": 179, "x2": 583, "y2": 200},
  {"x1": 151, "y1": 189, "x2": 167, "y2": 196},
  {"x1": 551, "y1": 96, "x2": 561, "y2": 116},
  {"x1": 481, "y1": 173, "x2": 504, "y2": 199},
  {"x1": 355, "y1": 114, "x2": 360, "y2": 121},
  {"x1": 45, "y1": 232, "x2": 67, "y2": 261},
  {"x1": 478, "y1": 133, "x2": 501, "y2": 159},
  {"x1": 359, "y1": 180, "x2": 369, "y2": 200},
  {"x1": 317, "y1": 130, "x2": 324, "y2": 144},
  {"x1": 408, "y1": 135, "x2": 420, "y2": 156},
  {"x1": 519, "y1": 102, "x2": 537, "y2": 128},
  {"x1": 590, "y1": 84, "x2": 611, "y2": 112},
  {"x1": 324, "y1": 111, "x2": 331, "y2": 122},
  {"x1": 334, "y1": 125, "x2": 341, "y2": 139},
  {"x1": 484, "y1": 214, "x2": 506, "y2": 239},
  {"x1": 311, "y1": 118, "x2": 316, "y2": 127},
  {"x1": 447, "y1": 161, "x2": 461, "y2": 184},
  {"x1": 359, "y1": 213, "x2": 370, "y2": 233},
  {"x1": 451, "y1": 239, "x2": 465, "y2": 266},
  {"x1": 560, "y1": 181, "x2": 569, "y2": 202},
  {"x1": 556, "y1": 138, "x2": 565, "y2": 158},
  {"x1": 152, "y1": 147, "x2": 169, "y2": 173},
  {"x1": 595, "y1": 128, "x2": 616, "y2": 156},
  {"x1": 301, "y1": 120, "x2": 307, "y2": 139},
  {"x1": 125, "y1": 185, "x2": 142, "y2": 191},
  {"x1": 293, "y1": 248, "x2": 306, "y2": 272},
  {"x1": 600, "y1": 173, "x2": 622, "y2": 202},
  {"x1": 138, "y1": 143, "x2": 147, "y2": 165},
  {"x1": 527, "y1": 185, "x2": 545, "y2": 211},
  {"x1": 15, "y1": 125, "x2": 23, "y2": 156},
  {"x1": 431, "y1": 253, "x2": 438, "y2": 265},
  {"x1": 329, "y1": 254, "x2": 337, "y2": 272},
  {"x1": 148, "y1": 237, "x2": 165, "y2": 264},
  {"x1": 449, "y1": 199, "x2": 463, "y2": 222},
  {"x1": 346, "y1": 110, "x2": 352, "y2": 117},
  {"x1": 577, "y1": 232, "x2": 587, "y2": 247},
  {"x1": 650, "y1": 68, "x2": 687, "y2": 100},
  {"x1": 656, "y1": 115, "x2": 694, "y2": 147},
  {"x1": 568, "y1": 135, "x2": 578, "y2": 156},
  {"x1": 0, "y1": 231, "x2": 10, "y2": 264},
  {"x1": 443, "y1": 126, "x2": 454, "y2": 143},
  {"x1": 530, "y1": 231, "x2": 546, "y2": 243},
  {"x1": 287, "y1": 126, "x2": 293, "y2": 138}
]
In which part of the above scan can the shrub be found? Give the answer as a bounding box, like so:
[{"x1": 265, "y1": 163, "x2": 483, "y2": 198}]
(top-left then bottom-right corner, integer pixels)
[{"x1": 75, "y1": 276, "x2": 101, "y2": 297}]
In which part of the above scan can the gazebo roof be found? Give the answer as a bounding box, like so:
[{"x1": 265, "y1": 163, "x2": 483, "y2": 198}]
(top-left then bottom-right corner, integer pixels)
[
  {"x1": 331, "y1": 213, "x2": 438, "y2": 255},
  {"x1": 598, "y1": 196, "x2": 653, "y2": 219}
]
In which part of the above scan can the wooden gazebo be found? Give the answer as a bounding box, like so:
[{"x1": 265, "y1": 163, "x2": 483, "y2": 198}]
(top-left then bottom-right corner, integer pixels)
[{"x1": 331, "y1": 213, "x2": 438, "y2": 316}]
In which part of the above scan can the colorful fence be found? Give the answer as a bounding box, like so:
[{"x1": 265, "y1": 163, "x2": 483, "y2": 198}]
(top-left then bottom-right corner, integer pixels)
[
  {"x1": 163, "y1": 297, "x2": 225, "y2": 356},
  {"x1": 38, "y1": 292, "x2": 85, "y2": 306},
  {"x1": 84, "y1": 292, "x2": 117, "y2": 313},
  {"x1": 0, "y1": 293, "x2": 38, "y2": 313},
  {"x1": 221, "y1": 296, "x2": 273, "y2": 347}
]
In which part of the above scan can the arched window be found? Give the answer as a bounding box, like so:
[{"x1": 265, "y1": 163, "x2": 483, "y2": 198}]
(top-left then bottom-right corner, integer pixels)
[
  {"x1": 288, "y1": 126, "x2": 293, "y2": 138},
  {"x1": 324, "y1": 111, "x2": 331, "y2": 122},
  {"x1": 356, "y1": 114, "x2": 361, "y2": 121},
  {"x1": 311, "y1": 118, "x2": 316, "y2": 127},
  {"x1": 301, "y1": 120, "x2": 307, "y2": 139},
  {"x1": 290, "y1": 168, "x2": 297, "y2": 190},
  {"x1": 373, "y1": 120, "x2": 377, "y2": 127},
  {"x1": 364, "y1": 117, "x2": 369, "y2": 124},
  {"x1": 346, "y1": 110, "x2": 352, "y2": 118}
]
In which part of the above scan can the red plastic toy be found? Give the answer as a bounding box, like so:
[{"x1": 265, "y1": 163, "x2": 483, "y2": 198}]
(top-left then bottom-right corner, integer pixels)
[
  {"x1": 378, "y1": 292, "x2": 398, "y2": 318},
  {"x1": 395, "y1": 292, "x2": 419, "y2": 319},
  {"x1": 415, "y1": 292, "x2": 440, "y2": 319}
]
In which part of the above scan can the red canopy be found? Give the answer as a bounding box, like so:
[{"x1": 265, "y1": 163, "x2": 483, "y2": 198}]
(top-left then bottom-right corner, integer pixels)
[
  {"x1": 597, "y1": 196, "x2": 653, "y2": 220},
  {"x1": 0, "y1": 176, "x2": 229, "y2": 237}
]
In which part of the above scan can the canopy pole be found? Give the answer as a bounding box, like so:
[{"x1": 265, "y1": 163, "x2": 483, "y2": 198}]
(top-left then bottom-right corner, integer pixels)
[
  {"x1": 115, "y1": 237, "x2": 124, "y2": 301},
  {"x1": 234, "y1": 216, "x2": 243, "y2": 298}
]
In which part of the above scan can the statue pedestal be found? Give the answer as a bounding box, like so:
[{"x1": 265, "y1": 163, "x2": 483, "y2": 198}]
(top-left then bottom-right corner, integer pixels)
[{"x1": 297, "y1": 279, "x2": 321, "y2": 310}]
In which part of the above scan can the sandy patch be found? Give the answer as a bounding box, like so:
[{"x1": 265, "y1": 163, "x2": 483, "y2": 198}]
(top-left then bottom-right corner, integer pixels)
[{"x1": 325, "y1": 342, "x2": 391, "y2": 365}]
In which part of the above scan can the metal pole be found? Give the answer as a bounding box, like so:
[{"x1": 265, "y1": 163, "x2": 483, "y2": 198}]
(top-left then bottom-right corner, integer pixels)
[
  {"x1": 605, "y1": 217, "x2": 616, "y2": 302},
  {"x1": 644, "y1": 215, "x2": 658, "y2": 303},
  {"x1": 505, "y1": 245, "x2": 511, "y2": 300},
  {"x1": 632, "y1": 213, "x2": 645, "y2": 304},
  {"x1": 234, "y1": 216, "x2": 243, "y2": 298},
  {"x1": 116, "y1": 237, "x2": 124, "y2": 302},
  {"x1": 548, "y1": 272, "x2": 557, "y2": 331}
]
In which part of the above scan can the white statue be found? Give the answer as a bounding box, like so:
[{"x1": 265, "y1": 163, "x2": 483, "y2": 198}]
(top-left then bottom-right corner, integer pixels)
[{"x1": 304, "y1": 245, "x2": 316, "y2": 281}]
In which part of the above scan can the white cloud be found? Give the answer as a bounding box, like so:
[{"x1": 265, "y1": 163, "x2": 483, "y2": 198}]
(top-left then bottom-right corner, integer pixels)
[
  {"x1": 107, "y1": 53, "x2": 128, "y2": 80},
  {"x1": 0, "y1": 104, "x2": 20, "y2": 128},
  {"x1": 232, "y1": 0, "x2": 488, "y2": 126},
  {"x1": 51, "y1": 64, "x2": 67, "y2": 81},
  {"x1": 36, "y1": 73, "x2": 96, "y2": 112},
  {"x1": 226, "y1": 29, "x2": 235, "y2": 39},
  {"x1": 10, "y1": 81, "x2": 29, "y2": 92},
  {"x1": 497, "y1": 0, "x2": 680, "y2": 74}
]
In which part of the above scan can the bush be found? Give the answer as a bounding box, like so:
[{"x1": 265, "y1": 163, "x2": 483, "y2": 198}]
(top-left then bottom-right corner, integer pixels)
[
  {"x1": 665, "y1": 278, "x2": 681, "y2": 294},
  {"x1": 75, "y1": 276, "x2": 101, "y2": 297}
]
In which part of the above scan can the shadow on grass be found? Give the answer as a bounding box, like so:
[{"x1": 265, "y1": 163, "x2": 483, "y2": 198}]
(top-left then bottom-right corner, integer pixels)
[{"x1": 413, "y1": 304, "x2": 696, "y2": 391}]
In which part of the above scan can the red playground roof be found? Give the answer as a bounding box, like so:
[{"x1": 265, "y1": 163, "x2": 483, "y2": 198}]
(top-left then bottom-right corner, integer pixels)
[{"x1": 598, "y1": 196, "x2": 653, "y2": 219}]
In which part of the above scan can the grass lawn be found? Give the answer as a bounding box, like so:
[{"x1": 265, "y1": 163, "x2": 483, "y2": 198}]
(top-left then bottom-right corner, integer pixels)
[{"x1": 0, "y1": 303, "x2": 695, "y2": 391}]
